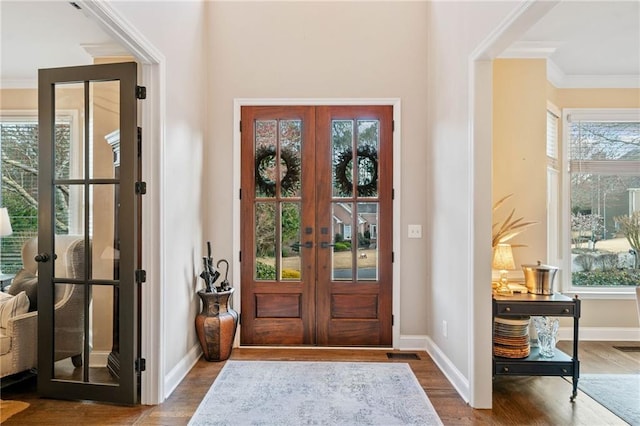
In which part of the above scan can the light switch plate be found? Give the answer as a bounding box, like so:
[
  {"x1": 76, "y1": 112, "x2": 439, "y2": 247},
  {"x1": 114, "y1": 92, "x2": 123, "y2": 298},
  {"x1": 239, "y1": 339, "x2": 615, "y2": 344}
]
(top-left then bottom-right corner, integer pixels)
[{"x1": 408, "y1": 224, "x2": 422, "y2": 239}]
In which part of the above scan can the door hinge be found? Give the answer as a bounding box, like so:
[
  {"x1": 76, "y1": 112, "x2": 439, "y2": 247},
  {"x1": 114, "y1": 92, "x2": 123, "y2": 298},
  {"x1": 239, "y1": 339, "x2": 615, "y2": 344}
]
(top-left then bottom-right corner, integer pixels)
[
  {"x1": 392, "y1": 251, "x2": 395, "y2": 263},
  {"x1": 135, "y1": 269, "x2": 147, "y2": 283},
  {"x1": 238, "y1": 313, "x2": 241, "y2": 325},
  {"x1": 135, "y1": 358, "x2": 146, "y2": 372},
  {"x1": 239, "y1": 251, "x2": 242, "y2": 262},
  {"x1": 239, "y1": 121, "x2": 242, "y2": 132},
  {"x1": 136, "y1": 86, "x2": 147, "y2": 99},
  {"x1": 392, "y1": 188, "x2": 395, "y2": 200},
  {"x1": 392, "y1": 314, "x2": 394, "y2": 326},
  {"x1": 392, "y1": 120, "x2": 395, "y2": 132},
  {"x1": 135, "y1": 181, "x2": 147, "y2": 195},
  {"x1": 239, "y1": 188, "x2": 242, "y2": 200}
]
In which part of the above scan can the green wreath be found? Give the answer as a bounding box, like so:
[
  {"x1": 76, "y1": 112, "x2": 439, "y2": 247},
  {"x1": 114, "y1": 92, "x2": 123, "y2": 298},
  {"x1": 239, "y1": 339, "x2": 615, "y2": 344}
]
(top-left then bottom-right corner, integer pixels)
[
  {"x1": 334, "y1": 145, "x2": 378, "y2": 197},
  {"x1": 255, "y1": 145, "x2": 301, "y2": 197}
]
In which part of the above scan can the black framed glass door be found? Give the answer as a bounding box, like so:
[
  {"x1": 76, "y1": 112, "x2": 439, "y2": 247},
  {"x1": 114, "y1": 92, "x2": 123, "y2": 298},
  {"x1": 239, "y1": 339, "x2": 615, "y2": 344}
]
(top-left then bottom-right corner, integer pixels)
[{"x1": 37, "y1": 62, "x2": 140, "y2": 404}]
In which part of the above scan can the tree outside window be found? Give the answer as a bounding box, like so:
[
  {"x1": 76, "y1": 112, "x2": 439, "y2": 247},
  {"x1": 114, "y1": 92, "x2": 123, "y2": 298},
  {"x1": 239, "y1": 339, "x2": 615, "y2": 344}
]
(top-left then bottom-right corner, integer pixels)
[
  {"x1": 568, "y1": 116, "x2": 640, "y2": 287},
  {"x1": 0, "y1": 118, "x2": 71, "y2": 273}
]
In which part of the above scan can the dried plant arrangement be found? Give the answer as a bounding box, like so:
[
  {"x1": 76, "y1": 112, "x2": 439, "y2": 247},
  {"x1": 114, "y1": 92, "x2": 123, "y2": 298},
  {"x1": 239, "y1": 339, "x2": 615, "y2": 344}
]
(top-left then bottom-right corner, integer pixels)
[{"x1": 492, "y1": 194, "x2": 538, "y2": 248}]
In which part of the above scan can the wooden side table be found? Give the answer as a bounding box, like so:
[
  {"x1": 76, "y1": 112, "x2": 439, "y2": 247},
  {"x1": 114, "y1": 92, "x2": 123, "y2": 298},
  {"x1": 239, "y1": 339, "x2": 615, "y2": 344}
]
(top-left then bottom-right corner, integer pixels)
[{"x1": 492, "y1": 292, "x2": 581, "y2": 401}]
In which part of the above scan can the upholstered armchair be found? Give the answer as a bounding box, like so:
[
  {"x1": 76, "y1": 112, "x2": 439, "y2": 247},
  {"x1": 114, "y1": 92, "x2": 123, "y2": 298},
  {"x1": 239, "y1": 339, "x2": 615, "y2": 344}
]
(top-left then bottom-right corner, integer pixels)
[{"x1": 0, "y1": 235, "x2": 86, "y2": 379}]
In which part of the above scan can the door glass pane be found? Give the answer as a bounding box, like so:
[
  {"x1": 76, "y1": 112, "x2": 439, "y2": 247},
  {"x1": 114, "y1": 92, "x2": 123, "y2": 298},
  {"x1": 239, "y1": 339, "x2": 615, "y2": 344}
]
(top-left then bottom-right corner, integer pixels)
[
  {"x1": 332, "y1": 202, "x2": 353, "y2": 280},
  {"x1": 90, "y1": 80, "x2": 120, "y2": 180},
  {"x1": 92, "y1": 184, "x2": 119, "y2": 281},
  {"x1": 356, "y1": 120, "x2": 379, "y2": 198},
  {"x1": 53, "y1": 282, "x2": 86, "y2": 381},
  {"x1": 255, "y1": 202, "x2": 276, "y2": 280},
  {"x1": 281, "y1": 202, "x2": 301, "y2": 280},
  {"x1": 54, "y1": 83, "x2": 84, "y2": 180},
  {"x1": 357, "y1": 202, "x2": 378, "y2": 281},
  {"x1": 255, "y1": 120, "x2": 277, "y2": 198},
  {"x1": 332, "y1": 120, "x2": 354, "y2": 198},
  {"x1": 53, "y1": 283, "x2": 117, "y2": 386},
  {"x1": 279, "y1": 120, "x2": 302, "y2": 198}
]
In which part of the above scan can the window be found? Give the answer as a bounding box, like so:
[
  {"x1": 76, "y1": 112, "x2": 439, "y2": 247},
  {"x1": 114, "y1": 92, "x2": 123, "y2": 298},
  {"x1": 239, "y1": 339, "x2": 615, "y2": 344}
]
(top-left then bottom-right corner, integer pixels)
[
  {"x1": 563, "y1": 109, "x2": 640, "y2": 291},
  {"x1": 0, "y1": 112, "x2": 77, "y2": 273}
]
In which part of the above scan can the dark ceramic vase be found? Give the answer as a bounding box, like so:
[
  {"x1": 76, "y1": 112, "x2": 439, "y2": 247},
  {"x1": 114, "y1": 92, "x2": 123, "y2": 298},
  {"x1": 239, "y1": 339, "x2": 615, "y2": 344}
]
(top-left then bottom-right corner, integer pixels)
[{"x1": 195, "y1": 288, "x2": 238, "y2": 361}]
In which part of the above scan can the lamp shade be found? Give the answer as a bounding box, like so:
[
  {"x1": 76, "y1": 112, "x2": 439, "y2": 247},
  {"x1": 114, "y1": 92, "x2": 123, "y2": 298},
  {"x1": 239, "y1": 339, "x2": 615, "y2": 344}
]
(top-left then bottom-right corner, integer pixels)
[
  {"x1": 0, "y1": 208, "x2": 12, "y2": 237},
  {"x1": 492, "y1": 243, "x2": 515, "y2": 270}
]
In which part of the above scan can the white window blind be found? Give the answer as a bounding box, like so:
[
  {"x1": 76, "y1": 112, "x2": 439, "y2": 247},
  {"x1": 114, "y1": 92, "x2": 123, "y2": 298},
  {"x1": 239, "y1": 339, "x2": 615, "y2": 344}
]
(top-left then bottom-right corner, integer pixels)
[
  {"x1": 546, "y1": 110, "x2": 559, "y2": 160},
  {"x1": 567, "y1": 109, "x2": 640, "y2": 175}
]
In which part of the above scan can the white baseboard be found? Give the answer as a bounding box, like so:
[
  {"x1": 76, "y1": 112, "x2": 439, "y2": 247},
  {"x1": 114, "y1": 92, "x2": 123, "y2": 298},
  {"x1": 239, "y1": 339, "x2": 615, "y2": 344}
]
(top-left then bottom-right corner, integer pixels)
[
  {"x1": 164, "y1": 343, "x2": 202, "y2": 400},
  {"x1": 89, "y1": 350, "x2": 110, "y2": 368},
  {"x1": 559, "y1": 326, "x2": 640, "y2": 341},
  {"x1": 424, "y1": 336, "x2": 470, "y2": 404},
  {"x1": 397, "y1": 334, "x2": 429, "y2": 351},
  {"x1": 399, "y1": 334, "x2": 470, "y2": 404}
]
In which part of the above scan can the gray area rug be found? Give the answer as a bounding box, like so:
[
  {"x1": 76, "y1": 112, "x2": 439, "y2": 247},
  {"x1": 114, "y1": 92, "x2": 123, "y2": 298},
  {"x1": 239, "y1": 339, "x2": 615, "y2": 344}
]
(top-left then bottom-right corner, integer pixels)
[
  {"x1": 189, "y1": 360, "x2": 443, "y2": 426},
  {"x1": 578, "y1": 374, "x2": 640, "y2": 426}
]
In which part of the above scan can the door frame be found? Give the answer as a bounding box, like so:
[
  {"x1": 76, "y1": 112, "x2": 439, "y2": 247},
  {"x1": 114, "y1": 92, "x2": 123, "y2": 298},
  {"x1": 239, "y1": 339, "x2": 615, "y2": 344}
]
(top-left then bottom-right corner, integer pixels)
[
  {"x1": 233, "y1": 98, "x2": 402, "y2": 348},
  {"x1": 80, "y1": 0, "x2": 165, "y2": 404}
]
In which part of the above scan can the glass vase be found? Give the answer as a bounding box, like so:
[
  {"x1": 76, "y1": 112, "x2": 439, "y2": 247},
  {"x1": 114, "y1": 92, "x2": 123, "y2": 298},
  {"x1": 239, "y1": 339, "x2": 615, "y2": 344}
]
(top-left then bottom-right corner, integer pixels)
[{"x1": 532, "y1": 316, "x2": 559, "y2": 358}]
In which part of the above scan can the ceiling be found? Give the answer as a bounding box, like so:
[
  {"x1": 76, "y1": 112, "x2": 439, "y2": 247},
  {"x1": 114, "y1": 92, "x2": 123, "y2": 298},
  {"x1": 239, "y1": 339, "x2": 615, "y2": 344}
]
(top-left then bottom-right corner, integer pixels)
[
  {"x1": 499, "y1": 0, "x2": 640, "y2": 88},
  {"x1": 0, "y1": 1, "x2": 127, "y2": 88},
  {"x1": 1, "y1": 1, "x2": 639, "y2": 89}
]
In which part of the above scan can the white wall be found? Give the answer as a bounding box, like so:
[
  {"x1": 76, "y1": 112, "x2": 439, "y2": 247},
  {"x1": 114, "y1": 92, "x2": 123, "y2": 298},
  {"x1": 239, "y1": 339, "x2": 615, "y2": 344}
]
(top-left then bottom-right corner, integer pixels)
[
  {"x1": 426, "y1": 0, "x2": 525, "y2": 406},
  {"x1": 206, "y1": 1, "x2": 430, "y2": 335},
  {"x1": 113, "y1": 0, "x2": 524, "y2": 407},
  {"x1": 107, "y1": 0, "x2": 208, "y2": 398}
]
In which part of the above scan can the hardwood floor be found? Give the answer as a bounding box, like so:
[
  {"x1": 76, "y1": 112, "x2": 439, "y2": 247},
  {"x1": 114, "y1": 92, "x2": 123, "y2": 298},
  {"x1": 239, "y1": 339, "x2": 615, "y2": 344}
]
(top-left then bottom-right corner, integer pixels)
[{"x1": 1, "y1": 341, "x2": 638, "y2": 425}]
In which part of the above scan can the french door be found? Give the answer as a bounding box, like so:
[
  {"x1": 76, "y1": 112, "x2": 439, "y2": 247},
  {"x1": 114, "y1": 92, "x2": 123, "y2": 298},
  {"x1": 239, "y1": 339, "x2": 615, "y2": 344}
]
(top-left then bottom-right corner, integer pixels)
[
  {"x1": 37, "y1": 62, "x2": 141, "y2": 404},
  {"x1": 240, "y1": 105, "x2": 393, "y2": 346}
]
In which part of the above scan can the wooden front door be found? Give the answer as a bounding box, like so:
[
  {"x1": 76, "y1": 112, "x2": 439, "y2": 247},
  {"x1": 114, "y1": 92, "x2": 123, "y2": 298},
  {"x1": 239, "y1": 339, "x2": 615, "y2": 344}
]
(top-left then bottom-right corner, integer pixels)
[{"x1": 240, "y1": 105, "x2": 392, "y2": 346}]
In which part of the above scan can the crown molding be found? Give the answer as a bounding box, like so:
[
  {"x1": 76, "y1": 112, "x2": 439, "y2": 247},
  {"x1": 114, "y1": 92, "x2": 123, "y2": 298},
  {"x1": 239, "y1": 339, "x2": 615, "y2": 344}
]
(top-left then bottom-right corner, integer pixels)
[
  {"x1": 499, "y1": 42, "x2": 640, "y2": 89},
  {"x1": 80, "y1": 43, "x2": 131, "y2": 58},
  {"x1": 499, "y1": 40, "x2": 561, "y2": 59}
]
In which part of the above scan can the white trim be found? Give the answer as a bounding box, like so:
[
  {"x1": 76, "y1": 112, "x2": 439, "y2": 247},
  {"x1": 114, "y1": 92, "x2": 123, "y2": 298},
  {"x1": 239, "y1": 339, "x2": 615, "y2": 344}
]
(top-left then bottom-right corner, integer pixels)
[
  {"x1": 564, "y1": 108, "x2": 640, "y2": 123},
  {"x1": 80, "y1": 0, "x2": 166, "y2": 405},
  {"x1": 80, "y1": 43, "x2": 131, "y2": 58},
  {"x1": 558, "y1": 327, "x2": 640, "y2": 342},
  {"x1": 562, "y1": 291, "x2": 640, "y2": 300},
  {"x1": 163, "y1": 343, "x2": 202, "y2": 399},
  {"x1": 499, "y1": 42, "x2": 640, "y2": 89},
  {"x1": 397, "y1": 334, "x2": 428, "y2": 351},
  {"x1": 468, "y1": 0, "x2": 561, "y2": 410},
  {"x1": 498, "y1": 40, "x2": 559, "y2": 58},
  {"x1": 232, "y1": 98, "x2": 402, "y2": 348},
  {"x1": 89, "y1": 351, "x2": 110, "y2": 368},
  {"x1": 425, "y1": 336, "x2": 470, "y2": 404}
]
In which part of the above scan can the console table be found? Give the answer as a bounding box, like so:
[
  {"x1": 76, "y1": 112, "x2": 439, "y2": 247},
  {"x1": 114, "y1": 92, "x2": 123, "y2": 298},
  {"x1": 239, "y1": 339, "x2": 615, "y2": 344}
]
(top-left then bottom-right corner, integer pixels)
[{"x1": 492, "y1": 293, "x2": 581, "y2": 401}]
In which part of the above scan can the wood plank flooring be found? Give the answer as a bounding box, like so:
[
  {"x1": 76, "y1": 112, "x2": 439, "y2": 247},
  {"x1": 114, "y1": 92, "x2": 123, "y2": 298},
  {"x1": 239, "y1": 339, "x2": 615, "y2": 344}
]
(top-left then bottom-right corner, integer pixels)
[{"x1": 1, "y1": 341, "x2": 638, "y2": 425}]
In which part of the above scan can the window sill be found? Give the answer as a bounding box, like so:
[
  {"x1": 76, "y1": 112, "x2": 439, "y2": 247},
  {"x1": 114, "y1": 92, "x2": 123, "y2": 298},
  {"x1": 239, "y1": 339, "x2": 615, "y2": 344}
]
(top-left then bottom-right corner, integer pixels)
[{"x1": 560, "y1": 288, "x2": 638, "y2": 300}]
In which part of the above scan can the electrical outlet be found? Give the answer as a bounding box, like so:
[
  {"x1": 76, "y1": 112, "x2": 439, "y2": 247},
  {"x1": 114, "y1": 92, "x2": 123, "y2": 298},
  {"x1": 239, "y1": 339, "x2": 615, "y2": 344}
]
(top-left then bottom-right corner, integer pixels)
[
  {"x1": 408, "y1": 224, "x2": 422, "y2": 239},
  {"x1": 442, "y1": 320, "x2": 448, "y2": 338}
]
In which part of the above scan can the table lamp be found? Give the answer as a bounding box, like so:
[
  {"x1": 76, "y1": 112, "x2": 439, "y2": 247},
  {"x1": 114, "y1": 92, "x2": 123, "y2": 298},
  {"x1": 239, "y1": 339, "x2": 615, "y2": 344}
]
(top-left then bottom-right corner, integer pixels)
[
  {"x1": 493, "y1": 243, "x2": 515, "y2": 296},
  {"x1": 0, "y1": 208, "x2": 12, "y2": 237}
]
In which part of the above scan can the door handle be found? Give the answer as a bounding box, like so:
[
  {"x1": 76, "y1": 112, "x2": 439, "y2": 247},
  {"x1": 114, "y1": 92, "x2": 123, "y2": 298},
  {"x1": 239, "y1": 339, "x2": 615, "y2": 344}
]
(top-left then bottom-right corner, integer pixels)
[
  {"x1": 320, "y1": 242, "x2": 335, "y2": 249},
  {"x1": 34, "y1": 253, "x2": 50, "y2": 263},
  {"x1": 301, "y1": 241, "x2": 313, "y2": 249}
]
